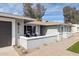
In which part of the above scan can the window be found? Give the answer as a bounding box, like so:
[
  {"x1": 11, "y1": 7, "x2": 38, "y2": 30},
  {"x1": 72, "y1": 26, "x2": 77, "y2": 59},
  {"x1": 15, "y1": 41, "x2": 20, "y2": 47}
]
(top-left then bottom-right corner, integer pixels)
[
  {"x1": 24, "y1": 25, "x2": 36, "y2": 37},
  {"x1": 26, "y1": 26, "x2": 32, "y2": 34}
]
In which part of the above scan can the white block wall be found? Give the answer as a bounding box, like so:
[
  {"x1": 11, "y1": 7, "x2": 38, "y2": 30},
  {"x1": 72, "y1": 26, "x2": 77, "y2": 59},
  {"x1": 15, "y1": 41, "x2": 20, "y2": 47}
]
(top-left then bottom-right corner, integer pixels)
[
  {"x1": 27, "y1": 35, "x2": 57, "y2": 49},
  {"x1": 71, "y1": 24, "x2": 78, "y2": 33},
  {"x1": 20, "y1": 35, "x2": 58, "y2": 49}
]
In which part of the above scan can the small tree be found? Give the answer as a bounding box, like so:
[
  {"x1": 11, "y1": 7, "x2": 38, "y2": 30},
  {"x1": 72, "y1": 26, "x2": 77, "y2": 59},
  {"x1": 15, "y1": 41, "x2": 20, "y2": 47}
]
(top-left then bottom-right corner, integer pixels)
[
  {"x1": 23, "y1": 3, "x2": 46, "y2": 21},
  {"x1": 23, "y1": 3, "x2": 36, "y2": 18},
  {"x1": 34, "y1": 4, "x2": 46, "y2": 21},
  {"x1": 63, "y1": 6, "x2": 77, "y2": 24},
  {"x1": 63, "y1": 6, "x2": 72, "y2": 23}
]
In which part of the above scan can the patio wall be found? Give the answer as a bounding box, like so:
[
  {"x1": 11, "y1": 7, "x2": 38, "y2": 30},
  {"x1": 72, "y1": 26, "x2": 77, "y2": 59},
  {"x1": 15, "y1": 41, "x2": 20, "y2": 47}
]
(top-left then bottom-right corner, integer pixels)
[
  {"x1": 19, "y1": 34, "x2": 58, "y2": 49},
  {"x1": 19, "y1": 32, "x2": 72, "y2": 50},
  {"x1": 60, "y1": 32, "x2": 72, "y2": 39},
  {"x1": 72, "y1": 24, "x2": 79, "y2": 33}
]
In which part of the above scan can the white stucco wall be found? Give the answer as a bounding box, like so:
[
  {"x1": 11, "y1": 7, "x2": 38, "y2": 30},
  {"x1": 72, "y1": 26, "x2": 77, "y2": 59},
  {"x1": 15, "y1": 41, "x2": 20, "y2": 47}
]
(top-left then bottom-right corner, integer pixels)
[
  {"x1": 36, "y1": 25, "x2": 40, "y2": 36},
  {"x1": 44, "y1": 25, "x2": 72, "y2": 39},
  {"x1": 15, "y1": 19, "x2": 24, "y2": 41},
  {"x1": 44, "y1": 26, "x2": 59, "y2": 35},
  {"x1": 40, "y1": 25, "x2": 72, "y2": 39},
  {"x1": 15, "y1": 19, "x2": 24, "y2": 38},
  {"x1": 27, "y1": 35, "x2": 57, "y2": 49},
  {"x1": 20, "y1": 35, "x2": 57, "y2": 49},
  {"x1": 61, "y1": 26, "x2": 72, "y2": 39},
  {"x1": 71, "y1": 24, "x2": 78, "y2": 33},
  {"x1": 62, "y1": 26, "x2": 68, "y2": 38},
  {"x1": 43, "y1": 26, "x2": 61, "y2": 41}
]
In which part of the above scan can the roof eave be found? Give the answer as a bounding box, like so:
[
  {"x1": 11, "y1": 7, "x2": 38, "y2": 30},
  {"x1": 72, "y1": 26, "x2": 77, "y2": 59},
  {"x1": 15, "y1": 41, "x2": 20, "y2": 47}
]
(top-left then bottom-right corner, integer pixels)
[{"x1": 0, "y1": 12, "x2": 35, "y2": 21}]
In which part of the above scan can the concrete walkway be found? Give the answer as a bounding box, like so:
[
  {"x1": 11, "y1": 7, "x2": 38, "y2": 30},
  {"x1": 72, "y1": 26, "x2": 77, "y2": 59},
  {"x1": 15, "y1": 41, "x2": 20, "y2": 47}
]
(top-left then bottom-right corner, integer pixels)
[
  {"x1": 0, "y1": 46, "x2": 18, "y2": 56},
  {"x1": 26, "y1": 33, "x2": 79, "y2": 56}
]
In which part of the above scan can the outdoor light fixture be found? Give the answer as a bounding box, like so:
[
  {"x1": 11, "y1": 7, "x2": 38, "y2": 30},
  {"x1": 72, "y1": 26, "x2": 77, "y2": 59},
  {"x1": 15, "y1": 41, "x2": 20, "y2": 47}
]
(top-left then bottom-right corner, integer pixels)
[{"x1": 17, "y1": 22, "x2": 20, "y2": 33}]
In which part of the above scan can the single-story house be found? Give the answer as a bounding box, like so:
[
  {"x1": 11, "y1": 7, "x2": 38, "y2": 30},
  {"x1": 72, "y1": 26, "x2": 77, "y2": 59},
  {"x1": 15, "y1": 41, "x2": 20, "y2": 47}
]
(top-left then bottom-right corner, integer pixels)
[{"x1": 0, "y1": 12, "x2": 73, "y2": 49}]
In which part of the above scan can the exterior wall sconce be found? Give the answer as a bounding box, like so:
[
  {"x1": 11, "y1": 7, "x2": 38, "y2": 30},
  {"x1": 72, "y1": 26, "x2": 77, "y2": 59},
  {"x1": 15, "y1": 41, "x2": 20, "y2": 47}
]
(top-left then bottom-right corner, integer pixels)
[{"x1": 17, "y1": 22, "x2": 20, "y2": 34}]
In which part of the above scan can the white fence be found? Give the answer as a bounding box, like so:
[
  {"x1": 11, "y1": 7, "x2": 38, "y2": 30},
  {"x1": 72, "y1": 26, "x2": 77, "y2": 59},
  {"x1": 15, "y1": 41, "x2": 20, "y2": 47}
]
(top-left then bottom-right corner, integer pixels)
[
  {"x1": 19, "y1": 34, "x2": 58, "y2": 49},
  {"x1": 19, "y1": 32, "x2": 72, "y2": 49}
]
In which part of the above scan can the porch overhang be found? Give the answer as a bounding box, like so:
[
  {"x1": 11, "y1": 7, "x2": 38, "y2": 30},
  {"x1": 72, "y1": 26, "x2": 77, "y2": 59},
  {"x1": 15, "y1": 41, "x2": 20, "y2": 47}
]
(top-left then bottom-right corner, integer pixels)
[{"x1": 25, "y1": 21, "x2": 73, "y2": 26}]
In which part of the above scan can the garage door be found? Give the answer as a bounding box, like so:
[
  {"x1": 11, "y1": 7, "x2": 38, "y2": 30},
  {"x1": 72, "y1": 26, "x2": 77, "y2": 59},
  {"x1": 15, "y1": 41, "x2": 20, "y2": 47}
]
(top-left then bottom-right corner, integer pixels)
[{"x1": 0, "y1": 21, "x2": 12, "y2": 47}]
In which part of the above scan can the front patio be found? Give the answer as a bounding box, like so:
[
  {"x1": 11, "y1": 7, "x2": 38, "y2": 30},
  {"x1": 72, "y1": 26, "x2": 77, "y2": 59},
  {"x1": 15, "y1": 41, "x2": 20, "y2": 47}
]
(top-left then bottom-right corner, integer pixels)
[{"x1": 25, "y1": 32, "x2": 79, "y2": 56}]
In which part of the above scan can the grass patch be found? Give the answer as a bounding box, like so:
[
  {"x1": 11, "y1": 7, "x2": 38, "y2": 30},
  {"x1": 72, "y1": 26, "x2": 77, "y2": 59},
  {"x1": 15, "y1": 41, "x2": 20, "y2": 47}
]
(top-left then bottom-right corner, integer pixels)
[{"x1": 67, "y1": 41, "x2": 79, "y2": 54}]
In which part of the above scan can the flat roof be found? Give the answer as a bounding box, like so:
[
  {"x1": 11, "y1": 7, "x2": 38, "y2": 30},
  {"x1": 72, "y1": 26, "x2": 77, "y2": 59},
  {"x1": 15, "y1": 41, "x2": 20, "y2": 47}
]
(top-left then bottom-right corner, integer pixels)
[
  {"x1": 0, "y1": 12, "x2": 35, "y2": 21},
  {"x1": 26, "y1": 20, "x2": 72, "y2": 26}
]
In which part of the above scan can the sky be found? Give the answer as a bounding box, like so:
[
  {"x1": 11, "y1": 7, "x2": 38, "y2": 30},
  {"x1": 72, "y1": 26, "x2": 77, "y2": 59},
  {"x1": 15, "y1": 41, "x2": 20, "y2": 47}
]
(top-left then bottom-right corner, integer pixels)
[{"x1": 0, "y1": 3, "x2": 79, "y2": 23}]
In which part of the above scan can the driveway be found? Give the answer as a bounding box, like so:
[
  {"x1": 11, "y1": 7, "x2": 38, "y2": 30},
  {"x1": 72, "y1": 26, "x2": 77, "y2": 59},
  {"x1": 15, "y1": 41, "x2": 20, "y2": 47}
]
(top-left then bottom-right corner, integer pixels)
[
  {"x1": 0, "y1": 46, "x2": 18, "y2": 56},
  {"x1": 26, "y1": 33, "x2": 79, "y2": 56}
]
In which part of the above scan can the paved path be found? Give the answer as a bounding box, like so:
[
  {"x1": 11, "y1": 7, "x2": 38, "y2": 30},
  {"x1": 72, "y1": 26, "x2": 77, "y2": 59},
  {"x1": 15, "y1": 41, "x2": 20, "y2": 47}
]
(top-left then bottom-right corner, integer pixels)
[
  {"x1": 26, "y1": 33, "x2": 79, "y2": 56},
  {"x1": 0, "y1": 46, "x2": 18, "y2": 56}
]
